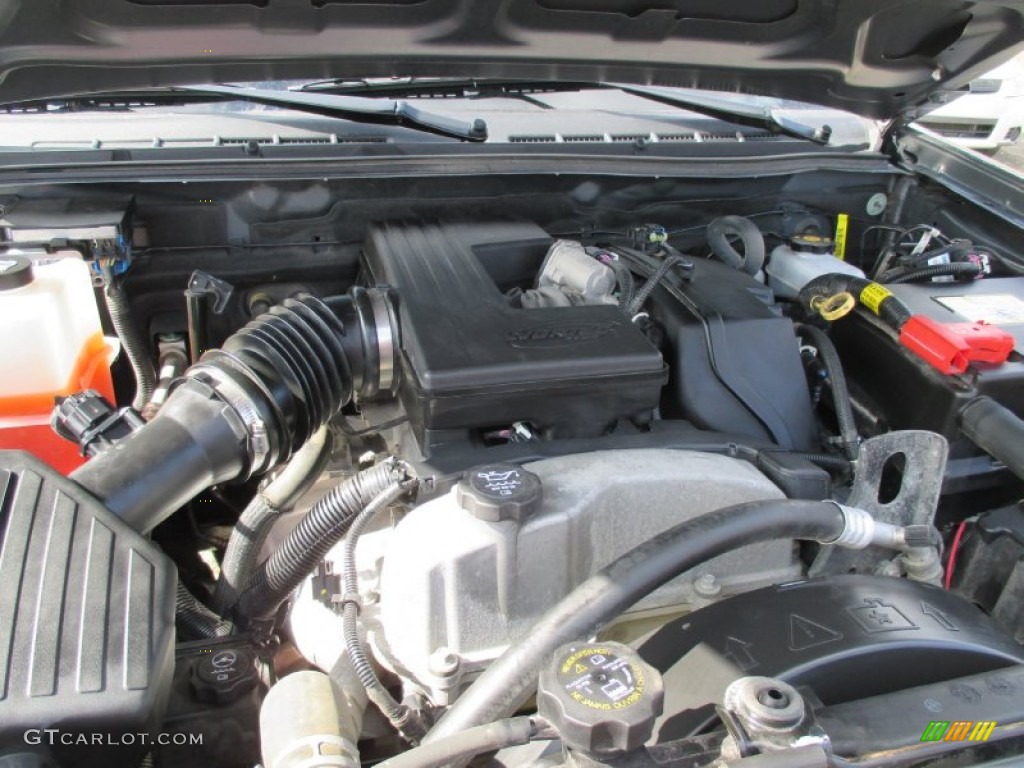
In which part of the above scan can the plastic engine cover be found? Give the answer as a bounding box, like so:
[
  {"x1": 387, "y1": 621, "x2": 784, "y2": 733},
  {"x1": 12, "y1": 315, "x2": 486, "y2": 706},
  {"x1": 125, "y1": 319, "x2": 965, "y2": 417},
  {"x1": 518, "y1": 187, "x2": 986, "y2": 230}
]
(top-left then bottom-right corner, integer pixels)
[
  {"x1": 363, "y1": 221, "x2": 666, "y2": 451},
  {"x1": 0, "y1": 451, "x2": 175, "y2": 767},
  {"x1": 639, "y1": 574, "x2": 1024, "y2": 742},
  {"x1": 373, "y1": 449, "x2": 801, "y2": 699}
]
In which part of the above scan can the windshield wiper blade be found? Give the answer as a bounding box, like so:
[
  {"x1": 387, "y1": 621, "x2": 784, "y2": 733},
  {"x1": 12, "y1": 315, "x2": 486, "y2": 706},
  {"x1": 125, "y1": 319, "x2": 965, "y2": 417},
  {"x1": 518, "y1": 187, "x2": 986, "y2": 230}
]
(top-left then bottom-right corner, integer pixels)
[
  {"x1": 299, "y1": 78, "x2": 831, "y2": 145},
  {"x1": 174, "y1": 84, "x2": 489, "y2": 142},
  {"x1": 1, "y1": 84, "x2": 489, "y2": 142},
  {"x1": 611, "y1": 84, "x2": 833, "y2": 145}
]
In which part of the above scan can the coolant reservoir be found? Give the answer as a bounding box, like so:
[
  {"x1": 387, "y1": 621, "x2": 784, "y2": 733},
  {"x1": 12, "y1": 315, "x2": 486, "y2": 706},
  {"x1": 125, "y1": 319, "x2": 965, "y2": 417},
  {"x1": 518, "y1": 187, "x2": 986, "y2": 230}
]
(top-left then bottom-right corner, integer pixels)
[{"x1": 0, "y1": 253, "x2": 115, "y2": 473}]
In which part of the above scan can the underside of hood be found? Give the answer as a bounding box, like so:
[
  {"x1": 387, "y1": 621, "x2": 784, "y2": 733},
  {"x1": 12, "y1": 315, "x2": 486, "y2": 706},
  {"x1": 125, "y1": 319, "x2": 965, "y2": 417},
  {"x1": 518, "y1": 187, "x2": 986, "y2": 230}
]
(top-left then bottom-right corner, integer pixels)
[{"x1": 0, "y1": 0, "x2": 1022, "y2": 120}]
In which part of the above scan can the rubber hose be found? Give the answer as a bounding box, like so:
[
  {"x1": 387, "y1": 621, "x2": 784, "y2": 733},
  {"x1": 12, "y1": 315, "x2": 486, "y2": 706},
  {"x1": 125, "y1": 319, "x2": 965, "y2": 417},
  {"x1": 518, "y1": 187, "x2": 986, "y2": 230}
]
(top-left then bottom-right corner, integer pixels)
[
  {"x1": 797, "y1": 324, "x2": 859, "y2": 459},
  {"x1": 176, "y1": 581, "x2": 234, "y2": 640},
  {"x1": 881, "y1": 262, "x2": 982, "y2": 284},
  {"x1": 607, "y1": 259, "x2": 635, "y2": 312},
  {"x1": 235, "y1": 460, "x2": 404, "y2": 622},
  {"x1": 960, "y1": 397, "x2": 1024, "y2": 481},
  {"x1": 340, "y1": 480, "x2": 419, "y2": 736},
  {"x1": 799, "y1": 273, "x2": 912, "y2": 331},
  {"x1": 214, "y1": 426, "x2": 333, "y2": 614},
  {"x1": 104, "y1": 280, "x2": 158, "y2": 411},
  {"x1": 425, "y1": 499, "x2": 846, "y2": 742},
  {"x1": 627, "y1": 253, "x2": 690, "y2": 316},
  {"x1": 377, "y1": 717, "x2": 546, "y2": 768},
  {"x1": 706, "y1": 216, "x2": 766, "y2": 275},
  {"x1": 72, "y1": 290, "x2": 389, "y2": 533}
]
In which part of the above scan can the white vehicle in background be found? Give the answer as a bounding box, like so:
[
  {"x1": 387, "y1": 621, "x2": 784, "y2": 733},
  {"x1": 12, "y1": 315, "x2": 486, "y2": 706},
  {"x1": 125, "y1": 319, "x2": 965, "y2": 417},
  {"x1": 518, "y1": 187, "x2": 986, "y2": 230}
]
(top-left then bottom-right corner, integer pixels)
[{"x1": 918, "y1": 57, "x2": 1024, "y2": 152}]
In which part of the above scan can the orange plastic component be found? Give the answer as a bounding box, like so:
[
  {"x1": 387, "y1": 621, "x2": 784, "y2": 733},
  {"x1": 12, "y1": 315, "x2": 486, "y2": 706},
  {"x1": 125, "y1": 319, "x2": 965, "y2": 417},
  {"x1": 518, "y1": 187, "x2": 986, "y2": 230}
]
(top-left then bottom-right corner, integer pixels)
[{"x1": 0, "y1": 332, "x2": 115, "y2": 474}]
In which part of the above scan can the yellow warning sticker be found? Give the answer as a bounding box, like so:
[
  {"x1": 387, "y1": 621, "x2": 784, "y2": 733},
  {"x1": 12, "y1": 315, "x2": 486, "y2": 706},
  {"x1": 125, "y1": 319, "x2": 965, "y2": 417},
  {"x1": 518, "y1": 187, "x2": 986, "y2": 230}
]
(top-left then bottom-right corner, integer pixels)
[
  {"x1": 834, "y1": 213, "x2": 849, "y2": 260},
  {"x1": 860, "y1": 283, "x2": 893, "y2": 314}
]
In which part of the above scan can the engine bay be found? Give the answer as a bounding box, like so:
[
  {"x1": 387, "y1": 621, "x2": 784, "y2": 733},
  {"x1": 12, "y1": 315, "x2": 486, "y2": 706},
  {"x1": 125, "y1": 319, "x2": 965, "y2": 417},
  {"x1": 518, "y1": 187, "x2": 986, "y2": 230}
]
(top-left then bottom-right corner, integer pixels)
[{"x1": 1, "y1": 166, "x2": 1024, "y2": 768}]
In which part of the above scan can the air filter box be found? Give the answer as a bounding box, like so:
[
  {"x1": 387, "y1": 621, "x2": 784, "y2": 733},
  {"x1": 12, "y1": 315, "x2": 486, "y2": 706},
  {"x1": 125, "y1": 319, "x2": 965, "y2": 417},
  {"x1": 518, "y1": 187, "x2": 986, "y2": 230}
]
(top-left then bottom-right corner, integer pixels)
[
  {"x1": 364, "y1": 222, "x2": 666, "y2": 450},
  {"x1": 0, "y1": 451, "x2": 175, "y2": 767}
]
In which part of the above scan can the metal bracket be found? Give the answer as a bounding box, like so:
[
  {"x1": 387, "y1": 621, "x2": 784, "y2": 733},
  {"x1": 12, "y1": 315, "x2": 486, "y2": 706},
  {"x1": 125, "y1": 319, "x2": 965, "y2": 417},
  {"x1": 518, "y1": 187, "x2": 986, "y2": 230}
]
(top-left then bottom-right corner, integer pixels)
[{"x1": 810, "y1": 430, "x2": 948, "y2": 577}]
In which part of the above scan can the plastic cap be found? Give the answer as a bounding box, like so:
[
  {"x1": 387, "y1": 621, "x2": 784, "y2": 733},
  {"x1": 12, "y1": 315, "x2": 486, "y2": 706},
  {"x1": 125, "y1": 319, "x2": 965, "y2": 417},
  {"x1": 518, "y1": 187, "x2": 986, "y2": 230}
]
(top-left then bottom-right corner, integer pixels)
[
  {"x1": 191, "y1": 646, "x2": 260, "y2": 706},
  {"x1": 456, "y1": 463, "x2": 542, "y2": 522},
  {"x1": 0, "y1": 254, "x2": 33, "y2": 291},
  {"x1": 538, "y1": 642, "x2": 663, "y2": 756},
  {"x1": 900, "y1": 315, "x2": 1014, "y2": 375}
]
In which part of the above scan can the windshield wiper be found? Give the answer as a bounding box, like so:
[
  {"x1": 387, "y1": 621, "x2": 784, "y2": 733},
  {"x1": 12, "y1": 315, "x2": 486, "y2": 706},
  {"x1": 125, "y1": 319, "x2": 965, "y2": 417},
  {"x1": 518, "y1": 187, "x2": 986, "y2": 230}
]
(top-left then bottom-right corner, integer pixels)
[
  {"x1": 175, "y1": 84, "x2": 488, "y2": 142},
  {"x1": 1, "y1": 84, "x2": 488, "y2": 142},
  {"x1": 613, "y1": 84, "x2": 833, "y2": 145},
  {"x1": 300, "y1": 78, "x2": 832, "y2": 145}
]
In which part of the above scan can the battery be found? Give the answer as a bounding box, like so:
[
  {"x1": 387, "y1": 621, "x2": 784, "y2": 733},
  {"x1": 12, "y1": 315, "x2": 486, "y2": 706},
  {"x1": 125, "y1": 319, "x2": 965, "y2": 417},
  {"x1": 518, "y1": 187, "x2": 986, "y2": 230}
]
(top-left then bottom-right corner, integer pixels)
[{"x1": 833, "y1": 276, "x2": 1024, "y2": 449}]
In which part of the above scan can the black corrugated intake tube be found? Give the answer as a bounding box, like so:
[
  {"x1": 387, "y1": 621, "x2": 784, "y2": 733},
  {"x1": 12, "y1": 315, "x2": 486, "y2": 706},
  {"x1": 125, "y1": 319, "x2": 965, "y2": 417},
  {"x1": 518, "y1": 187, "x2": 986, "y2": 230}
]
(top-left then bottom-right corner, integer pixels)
[
  {"x1": 233, "y1": 460, "x2": 410, "y2": 623},
  {"x1": 798, "y1": 273, "x2": 912, "y2": 331},
  {"x1": 70, "y1": 288, "x2": 394, "y2": 534},
  {"x1": 425, "y1": 499, "x2": 847, "y2": 743}
]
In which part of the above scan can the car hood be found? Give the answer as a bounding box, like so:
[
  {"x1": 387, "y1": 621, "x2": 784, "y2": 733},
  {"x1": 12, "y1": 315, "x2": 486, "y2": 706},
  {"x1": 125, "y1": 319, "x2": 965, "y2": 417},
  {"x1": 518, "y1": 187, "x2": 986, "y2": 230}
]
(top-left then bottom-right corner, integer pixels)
[{"x1": 0, "y1": 0, "x2": 1022, "y2": 121}]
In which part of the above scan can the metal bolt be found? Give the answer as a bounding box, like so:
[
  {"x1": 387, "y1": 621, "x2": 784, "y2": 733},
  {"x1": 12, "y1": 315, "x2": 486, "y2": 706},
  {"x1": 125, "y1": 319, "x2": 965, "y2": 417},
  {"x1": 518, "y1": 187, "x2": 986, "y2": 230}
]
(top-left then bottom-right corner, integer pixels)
[
  {"x1": 694, "y1": 573, "x2": 721, "y2": 597},
  {"x1": 429, "y1": 647, "x2": 460, "y2": 677},
  {"x1": 757, "y1": 686, "x2": 790, "y2": 709}
]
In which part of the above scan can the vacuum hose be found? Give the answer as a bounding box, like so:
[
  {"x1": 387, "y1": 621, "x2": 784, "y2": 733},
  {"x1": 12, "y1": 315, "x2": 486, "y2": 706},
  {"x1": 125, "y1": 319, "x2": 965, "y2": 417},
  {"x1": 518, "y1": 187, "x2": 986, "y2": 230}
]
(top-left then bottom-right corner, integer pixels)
[
  {"x1": 706, "y1": 215, "x2": 766, "y2": 276},
  {"x1": 426, "y1": 499, "x2": 864, "y2": 743},
  {"x1": 70, "y1": 287, "x2": 397, "y2": 533}
]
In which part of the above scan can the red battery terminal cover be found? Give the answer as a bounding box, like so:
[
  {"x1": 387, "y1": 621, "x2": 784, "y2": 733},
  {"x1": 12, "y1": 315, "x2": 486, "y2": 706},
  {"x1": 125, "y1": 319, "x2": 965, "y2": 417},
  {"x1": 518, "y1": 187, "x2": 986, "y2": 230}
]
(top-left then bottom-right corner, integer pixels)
[{"x1": 899, "y1": 315, "x2": 1015, "y2": 375}]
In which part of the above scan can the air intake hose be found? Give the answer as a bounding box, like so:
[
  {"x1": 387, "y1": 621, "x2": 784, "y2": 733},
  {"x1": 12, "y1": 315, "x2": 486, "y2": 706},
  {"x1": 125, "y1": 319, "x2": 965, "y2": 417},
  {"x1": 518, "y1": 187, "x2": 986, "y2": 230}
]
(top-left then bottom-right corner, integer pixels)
[{"x1": 70, "y1": 287, "x2": 397, "y2": 533}]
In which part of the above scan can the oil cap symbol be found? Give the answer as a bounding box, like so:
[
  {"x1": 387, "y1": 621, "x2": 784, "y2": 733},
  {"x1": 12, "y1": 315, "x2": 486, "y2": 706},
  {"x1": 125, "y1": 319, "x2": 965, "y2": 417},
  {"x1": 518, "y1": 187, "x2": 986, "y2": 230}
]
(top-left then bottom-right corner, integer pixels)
[{"x1": 456, "y1": 463, "x2": 542, "y2": 522}]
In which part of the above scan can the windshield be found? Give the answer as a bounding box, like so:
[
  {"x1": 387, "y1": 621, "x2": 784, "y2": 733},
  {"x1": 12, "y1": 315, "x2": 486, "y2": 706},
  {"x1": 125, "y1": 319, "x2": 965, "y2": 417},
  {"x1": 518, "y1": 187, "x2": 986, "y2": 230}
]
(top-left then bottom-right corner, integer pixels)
[{"x1": 0, "y1": 80, "x2": 877, "y2": 152}]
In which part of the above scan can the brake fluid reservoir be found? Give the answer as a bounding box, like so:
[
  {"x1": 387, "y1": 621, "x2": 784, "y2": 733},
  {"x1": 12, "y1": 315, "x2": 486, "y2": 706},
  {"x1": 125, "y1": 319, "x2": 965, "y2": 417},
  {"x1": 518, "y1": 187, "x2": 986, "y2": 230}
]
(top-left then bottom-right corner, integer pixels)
[
  {"x1": 0, "y1": 254, "x2": 115, "y2": 473},
  {"x1": 766, "y1": 234, "x2": 865, "y2": 300}
]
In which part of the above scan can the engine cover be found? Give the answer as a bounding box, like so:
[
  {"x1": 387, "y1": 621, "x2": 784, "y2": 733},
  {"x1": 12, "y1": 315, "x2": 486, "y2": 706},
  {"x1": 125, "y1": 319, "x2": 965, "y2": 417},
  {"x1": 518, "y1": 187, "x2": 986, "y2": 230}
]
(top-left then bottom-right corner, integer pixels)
[
  {"x1": 370, "y1": 449, "x2": 800, "y2": 701},
  {"x1": 363, "y1": 221, "x2": 666, "y2": 451},
  {"x1": 639, "y1": 574, "x2": 1024, "y2": 742}
]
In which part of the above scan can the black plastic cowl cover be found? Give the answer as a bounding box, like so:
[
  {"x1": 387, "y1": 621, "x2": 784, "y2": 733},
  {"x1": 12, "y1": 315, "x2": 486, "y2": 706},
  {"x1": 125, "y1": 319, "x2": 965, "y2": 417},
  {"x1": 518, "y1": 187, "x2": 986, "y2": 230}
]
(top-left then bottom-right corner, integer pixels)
[{"x1": 0, "y1": 451, "x2": 176, "y2": 767}]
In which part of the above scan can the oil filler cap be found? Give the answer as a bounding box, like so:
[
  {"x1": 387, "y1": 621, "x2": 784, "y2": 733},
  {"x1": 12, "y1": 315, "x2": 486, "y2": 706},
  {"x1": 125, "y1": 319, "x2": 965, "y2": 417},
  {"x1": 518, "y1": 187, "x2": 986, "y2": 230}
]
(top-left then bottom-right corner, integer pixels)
[
  {"x1": 456, "y1": 463, "x2": 542, "y2": 522},
  {"x1": 191, "y1": 646, "x2": 260, "y2": 706},
  {"x1": 538, "y1": 641, "x2": 664, "y2": 756},
  {"x1": 0, "y1": 254, "x2": 33, "y2": 291}
]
